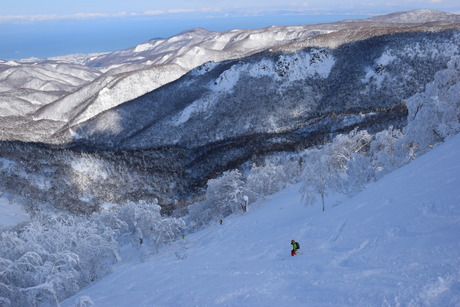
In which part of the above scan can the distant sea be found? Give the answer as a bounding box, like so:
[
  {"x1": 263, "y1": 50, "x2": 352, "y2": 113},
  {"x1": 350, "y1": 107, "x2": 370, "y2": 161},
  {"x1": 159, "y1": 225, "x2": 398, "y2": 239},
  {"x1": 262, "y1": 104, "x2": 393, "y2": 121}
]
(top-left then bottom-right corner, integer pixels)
[{"x1": 0, "y1": 14, "x2": 372, "y2": 60}]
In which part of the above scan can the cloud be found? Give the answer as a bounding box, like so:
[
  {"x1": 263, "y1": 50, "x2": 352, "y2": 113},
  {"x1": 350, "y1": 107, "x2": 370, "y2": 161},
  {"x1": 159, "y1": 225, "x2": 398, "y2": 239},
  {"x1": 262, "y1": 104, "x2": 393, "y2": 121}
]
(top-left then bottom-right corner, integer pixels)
[
  {"x1": 0, "y1": 7, "x2": 226, "y2": 23},
  {"x1": 144, "y1": 10, "x2": 165, "y2": 16},
  {"x1": 289, "y1": 2, "x2": 310, "y2": 7},
  {"x1": 2, "y1": 3, "x2": 456, "y2": 24},
  {"x1": 0, "y1": 12, "x2": 138, "y2": 23},
  {"x1": 168, "y1": 9, "x2": 195, "y2": 13}
]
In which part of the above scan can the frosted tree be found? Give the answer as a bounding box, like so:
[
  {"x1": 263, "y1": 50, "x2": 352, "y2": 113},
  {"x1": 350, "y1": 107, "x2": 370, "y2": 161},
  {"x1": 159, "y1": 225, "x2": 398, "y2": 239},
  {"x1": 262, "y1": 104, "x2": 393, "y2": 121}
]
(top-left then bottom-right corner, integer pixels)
[
  {"x1": 370, "y1": 126, "x2": 405, "y2": 179},
  {"x1": 246, "y1": 162, "x2": 288, "y2": 202},
  {"x1": 0, "y1": 213, "x2": 119, "y2": 306},
  {"x1": 75, "y1": 295, "x2": 95, "y2": 307},
  {"x1": 280, "y1": 155, "x2": 304, "y2": 184},
  {"x1": 116, "y1": 199, "x2": 185, "y2": 252},
  {"x1": 185, "y1": 200, "x2": 212, "y2": 229},
  {"x1": 149, "y1": 213, "x2": 186, "y2": 253},
  {"x1": 0, "y1": 200, "x2": 188, "y2": 305},
  {"x1": 205, "y1": 169, "x2": 246, "y2": 217},
  {"x1": 300, "y1": 150, "x2": 340, "y2": 212},
  {"x1": 404, "y1": 55, "x2": 460, "y2": 153},
  {"x1": 326, "y1": 128, "x2": 372, "y2": 172},
  {"x1": 345, "y1": 153, "x2": 374, "y2": 195},
  {"x1": 317, "y1": 128, "x2": 373, "y2": 195}
]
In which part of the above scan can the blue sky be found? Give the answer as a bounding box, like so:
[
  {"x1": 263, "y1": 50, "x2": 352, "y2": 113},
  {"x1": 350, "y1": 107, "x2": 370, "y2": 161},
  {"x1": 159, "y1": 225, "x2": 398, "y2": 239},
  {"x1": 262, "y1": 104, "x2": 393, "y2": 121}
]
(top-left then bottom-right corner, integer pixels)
[
  {"x1": 1, "y1": 1, "x2": 459, "y2": 59},
  {"x1": 2, "y1": 0, "x2": 459, "y2": 21}
]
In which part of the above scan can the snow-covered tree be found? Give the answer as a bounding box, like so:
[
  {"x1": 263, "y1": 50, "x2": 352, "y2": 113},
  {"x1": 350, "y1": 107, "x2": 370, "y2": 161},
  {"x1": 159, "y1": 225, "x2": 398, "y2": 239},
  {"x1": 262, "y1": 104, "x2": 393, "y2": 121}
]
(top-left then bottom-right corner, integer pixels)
[
  {"x1": 0, "y1": 213, "x2": 119, "y2": 306},
  {"x1": 404, "y1": 55, "x2": 460, "y2": 153},
  {"x1": 206, "y1": 170, "x2": 246, "y2": 217},
  {"x1": 75, "y1": 295, "x2": 95, "y2": 307},
  {"x1": 370, "y1": 126, "x2": 405, "y2": 178},
  {"x1": 184, "y1": 200, "x2": 211, "y2": 230},
  {"x1": 345, "y1": 153, "x2": 375, "y2": 195},
  {"x1": 246, "y1": 162, "x2": 289, "y2": 202},
  {"x1": 115, "y1": 199, "x2": 185, "y2": 252},
  {"x1": 325, "y1": 128, "x2": 372, "y2": 171},
  {"x1": 300, "y1": 150, "x2": 342, "y2": 212}
]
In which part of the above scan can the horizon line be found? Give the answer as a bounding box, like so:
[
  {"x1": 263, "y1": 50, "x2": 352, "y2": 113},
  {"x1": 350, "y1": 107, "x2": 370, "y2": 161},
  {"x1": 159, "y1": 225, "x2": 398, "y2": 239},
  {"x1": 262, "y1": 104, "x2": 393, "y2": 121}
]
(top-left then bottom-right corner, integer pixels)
[{"x1": 1, "y1": 7, "x2": 451, "y2": 24}]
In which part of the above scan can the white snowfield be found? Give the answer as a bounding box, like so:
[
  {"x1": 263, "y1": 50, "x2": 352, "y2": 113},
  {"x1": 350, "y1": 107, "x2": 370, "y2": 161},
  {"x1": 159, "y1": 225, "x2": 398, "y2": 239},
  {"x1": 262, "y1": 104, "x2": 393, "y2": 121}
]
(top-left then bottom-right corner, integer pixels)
[
  {"x1": 0, "y1": 193, "x2": 28, "y2": 228},
  {"x1": 62, "y1": 133, "x2": 460, "y2": 307},
  {"x1": 34, "y1": 64, "x2": 187, "y2": 124}
]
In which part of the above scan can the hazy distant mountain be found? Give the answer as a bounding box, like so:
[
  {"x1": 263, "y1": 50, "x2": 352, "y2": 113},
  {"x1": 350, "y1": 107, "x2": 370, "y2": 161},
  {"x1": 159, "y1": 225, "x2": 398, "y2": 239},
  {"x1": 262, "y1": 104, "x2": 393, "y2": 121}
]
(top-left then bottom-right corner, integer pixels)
[{"x1": 365, "y1": 9, "x2": 460, "y2": 24}]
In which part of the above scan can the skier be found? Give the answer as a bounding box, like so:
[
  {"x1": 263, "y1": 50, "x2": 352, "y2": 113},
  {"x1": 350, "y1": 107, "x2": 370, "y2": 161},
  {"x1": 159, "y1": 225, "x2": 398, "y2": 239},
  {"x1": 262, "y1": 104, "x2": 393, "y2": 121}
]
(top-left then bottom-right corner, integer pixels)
[
  {"x1": 242, "y1": 195, "x2": 249, "y2": 212},
  {"x1": 291, "y1": 239, "x2": 300, "y2": 256}
]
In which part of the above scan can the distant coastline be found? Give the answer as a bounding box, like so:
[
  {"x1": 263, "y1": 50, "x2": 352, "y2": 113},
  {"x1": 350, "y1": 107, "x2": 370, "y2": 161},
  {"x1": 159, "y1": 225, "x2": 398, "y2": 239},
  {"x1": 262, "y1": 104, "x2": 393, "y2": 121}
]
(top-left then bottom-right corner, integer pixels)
[{"x1": 0, "y1": 14, "x2": 372, "y2": 60}]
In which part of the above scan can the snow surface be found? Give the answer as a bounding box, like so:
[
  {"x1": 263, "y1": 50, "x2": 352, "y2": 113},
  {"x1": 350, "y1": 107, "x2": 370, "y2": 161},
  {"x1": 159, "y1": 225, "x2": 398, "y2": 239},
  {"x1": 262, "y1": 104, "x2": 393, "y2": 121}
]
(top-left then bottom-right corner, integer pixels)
[
  {"x1": 211, "y1": 49, "x2": 335, "y2": 93},
  {"x1": 0, "y1": 193, "x2": 29, "y2": 228},
  {"x1": 62, "y1": 133, "x2": 460, "y2": 306}
]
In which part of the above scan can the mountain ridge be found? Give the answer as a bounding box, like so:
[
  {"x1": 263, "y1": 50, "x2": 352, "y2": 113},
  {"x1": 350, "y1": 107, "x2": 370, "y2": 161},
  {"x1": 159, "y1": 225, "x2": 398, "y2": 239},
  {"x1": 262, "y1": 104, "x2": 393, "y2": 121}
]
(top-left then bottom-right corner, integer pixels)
[
  {"x1": 59, "y1": 28, "x2": 458, "y2": 149},
  {"x1": 0, "y1": 9, "x2": 459, "y2": 212},
  {"x1": 365, "y1": 9, "x2": 460, "y2": 24},
  {"x1": 2, "y1": 10, "x2": 459, "y2": 131}
]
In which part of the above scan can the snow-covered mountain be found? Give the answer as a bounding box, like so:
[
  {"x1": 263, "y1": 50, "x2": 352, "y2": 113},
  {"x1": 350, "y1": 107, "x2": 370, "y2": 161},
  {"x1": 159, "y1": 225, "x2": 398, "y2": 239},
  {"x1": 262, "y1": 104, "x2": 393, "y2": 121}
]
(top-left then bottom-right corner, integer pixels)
[
  {"x1": 33, "y1": 26, "x2": 454, "y2": 189},
  {"x1": 0, "y1": 62, "x2": 101, "y2": 116},
  {"x1": 365, "y1": 9, "x2": 460, "y2": 24},
  {"x1": 1, "y1": 9, "x2": 459, "y2": 139},
  {"x1": 0, "y1": 23, "x2": 334, "y2": 134},
  {"x1": 33, "y1": 64, "x2": 188, "y2": 125},
  {"x1": 64, "y1": 28, "x2": 458, "y2": 148},
  {"x1": 1, "y1": 24, "x2": 334, "y2": 118},
  {"x1": 85, "y1": 27, "x2": 322, "y2": 69},
  {"x1": 61, "y1": 132, "x2": 460, "y2": 307},
  {"x1": 0, "y1": 9, "x2": 458, "y2": 211}
]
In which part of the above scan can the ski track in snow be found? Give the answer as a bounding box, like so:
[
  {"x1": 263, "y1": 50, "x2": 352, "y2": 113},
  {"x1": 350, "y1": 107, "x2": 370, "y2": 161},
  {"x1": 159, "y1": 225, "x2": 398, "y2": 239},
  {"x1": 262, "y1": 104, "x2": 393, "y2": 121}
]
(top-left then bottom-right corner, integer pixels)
[{"x1": 60, "y1": 133, "x2": 460, "y2": 306}]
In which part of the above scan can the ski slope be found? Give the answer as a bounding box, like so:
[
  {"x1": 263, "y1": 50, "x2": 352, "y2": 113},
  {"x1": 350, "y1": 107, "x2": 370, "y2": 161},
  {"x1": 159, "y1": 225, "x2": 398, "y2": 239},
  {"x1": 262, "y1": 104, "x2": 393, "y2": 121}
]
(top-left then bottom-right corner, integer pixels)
[{"x1": 62, "y1": 133, "x2": 460, "y2": 306}]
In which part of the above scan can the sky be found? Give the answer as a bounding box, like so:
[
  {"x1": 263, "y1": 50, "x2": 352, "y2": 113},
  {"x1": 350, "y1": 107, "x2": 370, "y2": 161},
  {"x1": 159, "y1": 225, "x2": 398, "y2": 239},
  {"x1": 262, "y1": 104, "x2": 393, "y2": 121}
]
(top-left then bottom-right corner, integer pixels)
[
  {"x1": 1, "y1": 0, "x2": 459, "y2": 59},
  {"x1": 2, "y1": 0, "x2": 460, "y2": 18}
]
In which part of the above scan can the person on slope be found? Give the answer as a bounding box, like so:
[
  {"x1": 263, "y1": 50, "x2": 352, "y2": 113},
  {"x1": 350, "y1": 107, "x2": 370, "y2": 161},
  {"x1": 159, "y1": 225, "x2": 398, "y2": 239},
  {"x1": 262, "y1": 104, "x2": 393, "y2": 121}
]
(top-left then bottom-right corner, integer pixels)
[{"x1": 291, "y1": 240, "x2": 300, "y2": 256}]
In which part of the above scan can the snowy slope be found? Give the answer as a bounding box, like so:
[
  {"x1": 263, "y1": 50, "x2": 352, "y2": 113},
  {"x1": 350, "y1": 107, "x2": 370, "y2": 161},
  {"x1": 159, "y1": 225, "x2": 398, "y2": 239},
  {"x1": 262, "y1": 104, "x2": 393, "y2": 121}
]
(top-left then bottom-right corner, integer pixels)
[
  {"x1": 33, "y1": 64, "x2": 187, "y2": 124},
  {"x1": 0, "y1": 63, "x2": 101, "y2": 116},
  {"x1": 85, "y1": 27, "x2": 328, "y2": 70},
  {"x1": 0, "y1": 193, "x2": 28, "y2": 228},
  {"x1": 62, "y1": 133, "x2": 460, "y2": 306}
]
